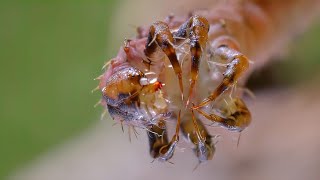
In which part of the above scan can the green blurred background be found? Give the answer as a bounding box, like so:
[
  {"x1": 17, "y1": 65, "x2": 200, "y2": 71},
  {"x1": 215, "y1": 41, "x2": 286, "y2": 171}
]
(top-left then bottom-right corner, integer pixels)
[
  {"x1": 0, "y1": 0, "x2": 320, "y2": 179},
  {"x1": 0, "y1": 1, "x2": 119, "y2": 178}
]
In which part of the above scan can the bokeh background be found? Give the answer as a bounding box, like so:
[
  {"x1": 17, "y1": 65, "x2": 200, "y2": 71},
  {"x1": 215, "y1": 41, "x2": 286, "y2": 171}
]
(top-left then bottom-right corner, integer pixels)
[
  {"x1": 1, "y1": 0, "x2": 320, "y2": 180},
  {"x1": 0, "y1": 0, "x2": 118, "y2": 178}
]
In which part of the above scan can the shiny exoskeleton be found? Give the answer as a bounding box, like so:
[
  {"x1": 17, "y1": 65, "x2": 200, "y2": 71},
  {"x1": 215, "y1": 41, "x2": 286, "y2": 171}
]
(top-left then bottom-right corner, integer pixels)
[
  {"x1": 145, "y1": 21, "x2": 184, "y2": 100},
  {"x1": 99, "y1": 15, "x2": 252, "y2": 164},
  {"x1": 174, "y1": 15, "x2": 210, "y2": 106}
]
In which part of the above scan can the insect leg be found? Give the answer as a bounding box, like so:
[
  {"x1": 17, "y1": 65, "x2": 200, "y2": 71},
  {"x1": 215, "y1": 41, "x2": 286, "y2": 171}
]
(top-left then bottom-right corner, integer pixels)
[
  {"x1": 194, "y1": 97, "x2": 251, "y2": 132},
  {"x1": 180, "y1": 110, "x2": 215, "y2": 163},
  {"x1": 193, "y1": 46, "x2": 249, "y2": 109},
  {"x1": 147, "y1": 111, "x2": 181, "y2": 162},
  {"x1": 174, "y1": 15, "x2": 210, "y2": 106},
  {"x1": 144, "y1": 21, "x2": 184, "y2": 100}
]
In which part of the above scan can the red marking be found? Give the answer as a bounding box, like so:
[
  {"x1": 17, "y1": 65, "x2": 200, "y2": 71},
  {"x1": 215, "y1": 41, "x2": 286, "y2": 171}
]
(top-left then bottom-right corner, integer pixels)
[
  {"x1": 154, "y1": 81, "x2": 163, "y2": 90},
  {"x1": 124, "y1": 46, "x2": 130, "y2": 53}
]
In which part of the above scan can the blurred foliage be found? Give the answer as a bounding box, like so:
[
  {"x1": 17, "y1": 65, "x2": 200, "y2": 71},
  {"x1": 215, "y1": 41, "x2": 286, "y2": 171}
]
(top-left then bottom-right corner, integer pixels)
[
  {"x1": 248, "y1": 22, "x2": 320, "y2": 89},
  {"x1": 0, "y1": 0, "x2": 118, "y2": 178},
  {"x1": 0, "y1": 0, "x2": 320, "y2": 179},
  {"x1": 280, "y1": 23, "x2": 320, "y2": 83}
]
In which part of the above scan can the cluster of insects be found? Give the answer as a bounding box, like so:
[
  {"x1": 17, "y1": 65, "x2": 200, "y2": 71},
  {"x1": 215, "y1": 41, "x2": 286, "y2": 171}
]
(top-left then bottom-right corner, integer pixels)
[{"x1": 95, "y1": 13, "x2": 252, "y2": 164}]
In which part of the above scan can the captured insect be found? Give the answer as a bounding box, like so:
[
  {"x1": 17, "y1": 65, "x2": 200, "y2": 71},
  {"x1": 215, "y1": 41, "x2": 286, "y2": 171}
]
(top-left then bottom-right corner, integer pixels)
[{"x1": 93, "y1": 0, "x2": 284, "y2": 164}]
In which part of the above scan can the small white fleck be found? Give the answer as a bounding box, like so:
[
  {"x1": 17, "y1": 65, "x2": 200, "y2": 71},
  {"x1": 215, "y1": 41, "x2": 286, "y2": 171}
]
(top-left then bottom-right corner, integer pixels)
[{"x1": 139, "y1": 77, "x2": 149, "y2": 85}]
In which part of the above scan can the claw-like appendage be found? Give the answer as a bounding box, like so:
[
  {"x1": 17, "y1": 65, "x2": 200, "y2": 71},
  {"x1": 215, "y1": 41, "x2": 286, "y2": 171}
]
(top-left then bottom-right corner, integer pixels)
[
  {"x1": 148, "y1": 111, "x2": 181, "y2": 162},
  {"x1": 195, "y1": 97, "x2": 251, "y2": 132},
  {"x1": 145, "y1": 21, "x2": 184, "y2": 101},
  {"x1": 173, "y1": 15, "x2": 210, "y2": 106},
  {"x1": 193, "y1": 46, "x2": 249, "y2": 109},
  {"x1": 180, "y1": 111, "x2": 215, "y2": 163}
]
